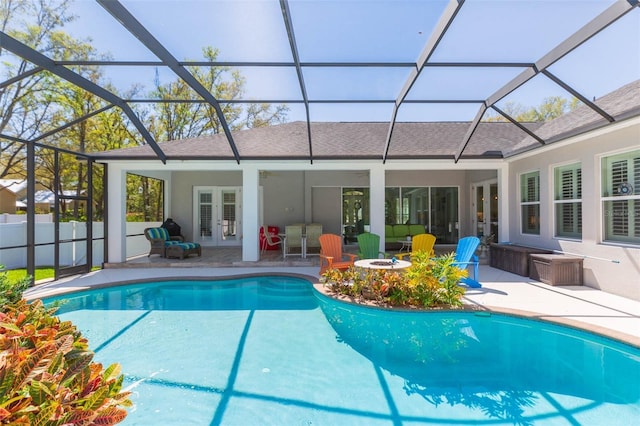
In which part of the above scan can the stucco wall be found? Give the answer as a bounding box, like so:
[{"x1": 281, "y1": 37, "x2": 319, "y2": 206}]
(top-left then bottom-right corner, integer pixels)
[{"x1": 507, "y1": 118, "x2": 640, "y2": 300}]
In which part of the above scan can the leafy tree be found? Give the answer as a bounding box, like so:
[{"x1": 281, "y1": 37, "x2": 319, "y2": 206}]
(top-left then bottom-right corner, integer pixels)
[
  {"x1": 0, "y1": 0, "x2": 75, "y2": 179},
  {"x1": 27, "y1": 57, "x2": 126, "y2": 220},
  {"x1": 1, "y1": 2, "x2": 289, "y2": 221},
  {"x1": 0, "y1": 0, "x2": 138, "y2": 220},
  {"x1": 485, "y1": 96, "x2": 581, "y2": 122},
  {"x1": 146, "y1": 46, "x2": 289, "y2": 142}
]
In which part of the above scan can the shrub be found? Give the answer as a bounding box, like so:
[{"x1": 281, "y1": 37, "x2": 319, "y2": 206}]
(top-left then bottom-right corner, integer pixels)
[
  {"x1": 0, "y1": 268, "x2": 131, "y2": 425},
  {"x1": 321, "y1": 252, "x2": 468, "y2": 309},
  {"x1": 0, "y1": 265, "x2": 31, "y2": 308},
  {"x1": 403, "y1": 251, "x2": 467, "y2": 308}
]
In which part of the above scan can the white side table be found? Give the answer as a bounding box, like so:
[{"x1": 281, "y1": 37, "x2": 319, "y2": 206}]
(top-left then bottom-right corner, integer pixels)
[{"x1": 397, "y1": 240, "x2": 412, "y2": 252}]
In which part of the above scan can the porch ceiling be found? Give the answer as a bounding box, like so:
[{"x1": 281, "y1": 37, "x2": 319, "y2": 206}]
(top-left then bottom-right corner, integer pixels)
[{"x1": 1, "y1": 0, "x2": 639, "y2": 164}]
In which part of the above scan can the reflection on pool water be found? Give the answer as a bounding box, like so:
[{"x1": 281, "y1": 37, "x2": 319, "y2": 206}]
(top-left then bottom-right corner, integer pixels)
[{"x1": 43, "y1": 276, "x2": 640, "y2": 425}]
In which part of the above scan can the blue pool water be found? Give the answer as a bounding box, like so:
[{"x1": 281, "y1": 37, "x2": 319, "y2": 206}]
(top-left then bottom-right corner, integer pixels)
[{"x1": 44, "y1": 276, "x2": 640, "y2": 425}]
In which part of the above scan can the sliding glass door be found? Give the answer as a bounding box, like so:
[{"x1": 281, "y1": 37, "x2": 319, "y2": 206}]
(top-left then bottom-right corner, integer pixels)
[{"x1": 385, "y1": 186, "x2": 459, "y2": 244}]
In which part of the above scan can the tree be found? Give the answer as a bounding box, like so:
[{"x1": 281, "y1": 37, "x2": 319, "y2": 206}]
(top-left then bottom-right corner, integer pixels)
[
  {"x1": 0, "y1": 0, "x2": 75, "y2": 179},
  {"x1": 146, "y1": 46, "x2": 289, "y2": 142},
  {"x1": 484, "y1": 96, "x2": 581, "y2": 122},
  {"x1": 1, "y1": 3, "x2": 289, "y2": 220},
  {"x1": 1, "y1": 0, "x2": 138, "y2": 220}
]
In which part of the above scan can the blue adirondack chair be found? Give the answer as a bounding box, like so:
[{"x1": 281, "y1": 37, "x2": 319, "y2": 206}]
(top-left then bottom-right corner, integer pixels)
[{"x1": 454, "y1": 236, "x2": 481, "y2": 288}]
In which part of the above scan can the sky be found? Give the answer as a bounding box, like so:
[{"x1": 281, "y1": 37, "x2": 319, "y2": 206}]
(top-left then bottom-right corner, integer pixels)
[{"x1": 7, "y1": 0, "x2": 640, "y2": 123}]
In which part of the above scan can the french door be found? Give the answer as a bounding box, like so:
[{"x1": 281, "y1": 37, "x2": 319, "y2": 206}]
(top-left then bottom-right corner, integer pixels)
[
  {"x1": 471, "y1": 179, "x2": 498, "y2": 242},
  {"x1": 193, "y1": 186, "x2": 242, "y2": 246}
]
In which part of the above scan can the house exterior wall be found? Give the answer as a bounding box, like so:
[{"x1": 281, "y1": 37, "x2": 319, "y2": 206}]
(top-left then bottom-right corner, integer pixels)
[
  {"x1": 104, "y1": 159, "x2": 508, "y2": 263},
  {"x1": 263, "y1": 170, "x2": 307, "y2": 229},
  {"x1": 260, "y1": 169, "x2": 486, "y2": 240},
  {"x1": 310, "y1": 187, "x2": 342, "y2": 235},
  {"x1": 506, "y1": 117, "x2": 640, "y2": 300},
  {"x1": 0, "y1": 190, "x2": 16, "y2": 213}
]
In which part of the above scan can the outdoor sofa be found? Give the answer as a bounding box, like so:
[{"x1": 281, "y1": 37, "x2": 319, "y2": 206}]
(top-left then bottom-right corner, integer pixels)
[{"x1": 384, "y1": 224, "x2": 426, "y2": 248}]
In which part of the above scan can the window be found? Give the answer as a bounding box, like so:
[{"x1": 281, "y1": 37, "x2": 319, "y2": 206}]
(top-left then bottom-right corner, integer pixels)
[
  {"x1": 601, "y1": 149, "x2": 640, "y2": 244},
  {"x1": 520, "y1": 171, "x2": 540, "y2": 235},
  {"x1": 554, "y1": 163, "x2": 582, "y2": 239},
  {"x1": 126, "y1": 174, "x2": 164, "y2": 222},
  {"x1": 385, "y1": 186, "x2": 459, "y2": 243}
]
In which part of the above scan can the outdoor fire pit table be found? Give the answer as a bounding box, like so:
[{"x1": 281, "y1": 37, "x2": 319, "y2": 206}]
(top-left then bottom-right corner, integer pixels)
[{"x1": 354, "y1": 259, "x2": 411, "y2": 270}]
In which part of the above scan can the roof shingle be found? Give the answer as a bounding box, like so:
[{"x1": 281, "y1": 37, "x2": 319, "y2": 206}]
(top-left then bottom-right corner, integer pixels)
[{"x1": 94, "y1": 80, "x2": 639, "y2": 162}]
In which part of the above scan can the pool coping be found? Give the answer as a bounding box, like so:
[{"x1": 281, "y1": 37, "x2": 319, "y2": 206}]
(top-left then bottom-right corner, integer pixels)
[
  {"x1": 311, "y1": 282, "x2": 640, "y2": 349},
  {"x1": 25, "y1": 271, "x2": 640, "y2": 349}
]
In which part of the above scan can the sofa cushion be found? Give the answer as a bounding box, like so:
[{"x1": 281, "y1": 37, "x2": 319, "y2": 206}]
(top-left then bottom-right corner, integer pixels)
[
  {"x1": 385, "y1": 225, "x2": 394, "y2": 238},
  {"x1": 147, "y1": 227, "x2": 170, "y2": 241},
  {"x1": 393, "y1": 224, "x2": 410, "y2": 237},
  {"x1": 384, "y1": 224, "x2": 428, "y2": 244},
  {"x1": 177, "y1": 242, "x2": 200, "y2": 250},
  {"x1": 165, "y1": 242, "x2": 202, "y2": 259},
  {"x1": 407, "y1": 224, "x2": 425, "y2": 236}
]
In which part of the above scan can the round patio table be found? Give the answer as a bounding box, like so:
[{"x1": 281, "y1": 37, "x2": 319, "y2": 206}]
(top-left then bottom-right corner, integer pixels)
[{"x1": 354, "y1": 259, "x2": 411, "y2": 270}]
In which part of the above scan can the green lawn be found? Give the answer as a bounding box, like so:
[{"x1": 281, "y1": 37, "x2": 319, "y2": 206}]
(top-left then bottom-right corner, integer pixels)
[
  {"x1": 3, "y1": 267, "x2": 55, "y2": 282},
  {"x1": 2, "y1": 267, "x2": 101, "y2": 283}
]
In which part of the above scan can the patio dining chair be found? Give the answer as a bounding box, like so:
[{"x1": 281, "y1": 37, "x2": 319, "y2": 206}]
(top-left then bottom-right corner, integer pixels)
[
  {"x1": 283, "y1": 224, "x2": 304, "y2": 257},
  {"x1": 261, "y1": 226, "x2": 282, "y2": 254},
  {"x1": 304, "y1": 223, "x2": 323, "y2": 256}
]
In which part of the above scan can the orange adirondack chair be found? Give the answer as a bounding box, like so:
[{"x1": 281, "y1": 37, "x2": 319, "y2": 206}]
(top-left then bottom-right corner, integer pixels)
[{"x1": 319, "y1": 234, "x2": 358, "y2": 275}]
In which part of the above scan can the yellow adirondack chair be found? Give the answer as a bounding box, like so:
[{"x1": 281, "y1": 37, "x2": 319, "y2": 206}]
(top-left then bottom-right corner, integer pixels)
[{"x1": 396, "y1": 233, "x2": 436, "y2": 260}]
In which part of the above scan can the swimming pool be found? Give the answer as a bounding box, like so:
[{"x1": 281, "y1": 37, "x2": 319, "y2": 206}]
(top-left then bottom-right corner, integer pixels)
[{"x1": 44, "y1": 276, "x2": 640, "y2": 425}]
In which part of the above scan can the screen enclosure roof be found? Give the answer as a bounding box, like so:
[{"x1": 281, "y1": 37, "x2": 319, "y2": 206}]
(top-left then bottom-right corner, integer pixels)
[{"x1": 1, "y1": 0, "x2": 639, "y2": 163}]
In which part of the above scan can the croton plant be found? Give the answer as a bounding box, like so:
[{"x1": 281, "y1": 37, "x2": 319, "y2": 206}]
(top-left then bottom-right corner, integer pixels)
[{"x1": 0, "y1": 268, "x2": 131, "y2": 425}]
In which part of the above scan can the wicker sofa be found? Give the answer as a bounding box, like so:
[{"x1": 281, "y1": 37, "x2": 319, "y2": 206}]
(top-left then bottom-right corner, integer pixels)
[{"x1": 384, "y1": 224, "x2": 426, "y2": 248}]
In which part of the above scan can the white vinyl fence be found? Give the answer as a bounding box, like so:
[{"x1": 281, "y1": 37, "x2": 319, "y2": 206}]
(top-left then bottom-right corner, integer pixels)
[
  {"x1": 0, "y1": 218, "x2": 159, "y2": 269},
  {"x1": 0, "y1": 213, "x2": 52, "y2": 223}
]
